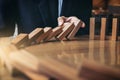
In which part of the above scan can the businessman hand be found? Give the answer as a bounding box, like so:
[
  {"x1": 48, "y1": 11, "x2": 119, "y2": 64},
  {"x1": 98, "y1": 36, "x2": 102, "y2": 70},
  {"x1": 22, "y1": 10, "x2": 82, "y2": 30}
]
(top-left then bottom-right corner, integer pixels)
[{"x1": 58, "y1": 16, "x2": 85, "y2": 28}]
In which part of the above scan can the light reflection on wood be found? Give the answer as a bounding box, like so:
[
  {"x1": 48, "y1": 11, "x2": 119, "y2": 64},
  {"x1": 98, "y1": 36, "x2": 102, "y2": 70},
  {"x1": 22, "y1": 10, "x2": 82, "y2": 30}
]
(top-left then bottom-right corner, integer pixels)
[
  {"x1": 9, "y1": 50, "x2": 80, "y2": 80},
  {"x1": 99, "y1": 41, "x2": 105, "y2": 64},
  {"x1": 88, "y1": 40, "x2": 94, "y2": 61},
  {"x1": 117, "y1": 41, "x2": 120, "y2": 65},
  {"x1": 24, "y1": 40, "x2": 120, "y2": 67},
  {"x1": 110, "y1": 41, "x2": 116, "y2": 65},
  {"x1": 0, "y1": 39, "x2": 120, "y2": 80}
]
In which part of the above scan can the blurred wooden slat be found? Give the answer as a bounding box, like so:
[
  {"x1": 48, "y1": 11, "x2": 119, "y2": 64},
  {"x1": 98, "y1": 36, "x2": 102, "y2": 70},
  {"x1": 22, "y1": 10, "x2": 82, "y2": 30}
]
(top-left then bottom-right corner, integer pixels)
[
  {"x1": 9, "y1": 50, "x2": 49, "y2": 80},
  {"x1": 0, "y1": 45, "x2": 18, "y2": 73},
  {"x1": 79, "y1": 59, "x2": 120, "y2": 80},
  {"x1": 9, "y1": 50, "x2": 80, "y2": 80}
]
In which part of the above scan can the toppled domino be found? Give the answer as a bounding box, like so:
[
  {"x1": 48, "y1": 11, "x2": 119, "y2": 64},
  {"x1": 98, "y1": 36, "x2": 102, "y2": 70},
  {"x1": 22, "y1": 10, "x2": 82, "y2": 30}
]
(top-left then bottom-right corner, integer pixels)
[
  {"x1": 36, "y1": 27, "x2": 52, "y2": 43},
  {"x1": 67, "y1": 20, "x2": 83, "y2": 39},
  {"x1": 11, "y1": 28, "x2": 44, "y2": 47},
  {"x1": 56, "y1": 23, "x2": 75, "y2": 40},
  {"x1": 45, "y1": 27, "x2": 63, "y2": 41},
  {"x1": 11, "y1": 33, "x2": 29, "y2": 48},
  {"x1": 0, "y1": 45, "x2": 18, "y2": 73},
  {"x1": 28, "y1": 28, "x2": 44, "y2": 43}
]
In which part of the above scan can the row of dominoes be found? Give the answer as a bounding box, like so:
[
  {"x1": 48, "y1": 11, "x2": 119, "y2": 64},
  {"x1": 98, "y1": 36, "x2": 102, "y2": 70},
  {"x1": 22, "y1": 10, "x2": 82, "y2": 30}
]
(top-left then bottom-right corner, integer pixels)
[
  {"x1": 0, "y1": 21, "x2": 82, "y2": 77},
  {"x1": 89, "y1": 17, "x2": 119, "y2": 40},
  {"x1": 11, "y1": 21, "x2": 82, "y2": 48},
  {"x1": 1, "y1": 20, "x2": 120, "y2": 80}
]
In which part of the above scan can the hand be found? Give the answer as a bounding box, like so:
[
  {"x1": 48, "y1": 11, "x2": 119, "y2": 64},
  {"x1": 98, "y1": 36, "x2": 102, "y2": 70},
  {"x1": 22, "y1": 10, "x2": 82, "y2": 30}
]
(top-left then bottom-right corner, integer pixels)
[{"x1": 57, "y1": 16, "x2": 85, "y2": 28}]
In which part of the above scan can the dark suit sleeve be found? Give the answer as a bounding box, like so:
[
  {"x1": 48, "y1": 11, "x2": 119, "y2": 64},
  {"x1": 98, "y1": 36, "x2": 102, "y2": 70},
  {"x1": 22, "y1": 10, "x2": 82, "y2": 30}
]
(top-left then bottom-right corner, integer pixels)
[{"x1": 74, "y1": 0, "x2": 92, "y2": 35}]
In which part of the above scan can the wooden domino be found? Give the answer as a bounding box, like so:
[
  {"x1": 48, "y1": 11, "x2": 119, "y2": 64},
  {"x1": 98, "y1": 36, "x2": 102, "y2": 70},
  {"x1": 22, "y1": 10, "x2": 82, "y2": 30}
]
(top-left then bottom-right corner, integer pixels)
[
  {"x1": 56, "y1": 23, "x2": 75, "y2": 40},
  {"x1": 11, "y1": 33, "x2": 28, "y2": 47},
  {"x1": 67, "y1": 20, "x2": 83, "y2": 39},
  {"x1": 111, "y1": 18, "x2": 118, "y2": 41},
  {"x1": 89, "y1": 17, "x2": 95, "y2": 40},
  {"x1": 100, "y1": 18, "x2": 107, "y2": 40},
  {"x1": 36, "y1": 27, "x2": 52, "y2": 43},
  {"x1": 45, "y1": 27, "x2": 63, "y2": 41},
  {"x1": 29, "y1": 28, "x2": 44, "y2": 42}
]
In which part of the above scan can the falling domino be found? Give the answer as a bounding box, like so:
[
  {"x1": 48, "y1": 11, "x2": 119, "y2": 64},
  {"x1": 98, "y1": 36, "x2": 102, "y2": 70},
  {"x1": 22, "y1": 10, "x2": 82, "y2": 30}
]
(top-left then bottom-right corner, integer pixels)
[
  {"x1": 36, "y1": 27, "x2": 52, "y2": 43},
  {"x1": 11, "y1": 28, "x2": 44, "y2": 47},
  {"x1": 29, "y1": 28, "x2": 44, "y2": 43},
  {"x1": 11, "y1": 33, "x2": 29, "y2": 47},
  {"x1": 67, "y1": 20, "x2": 83, "y2": 39},
  {"x1": 0, "y1": 28, "x2": 44, "y2": 73},
  {"x1": 45, "y1": 27, "x2": 63, "y2": 41},
  {"x1": 56, "y1": 23, "x2": 75, "y2": 40}
]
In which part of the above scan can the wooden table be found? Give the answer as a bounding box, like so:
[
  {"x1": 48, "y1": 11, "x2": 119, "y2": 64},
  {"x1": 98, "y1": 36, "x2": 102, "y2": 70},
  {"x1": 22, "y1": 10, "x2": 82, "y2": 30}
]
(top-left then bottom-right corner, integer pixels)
[
  {"x1": 25, "y1": 40, "x2": 120, "y2": 67},
  {"x1": 0, "y1": 38, "x2": 120, "y2": 80}
]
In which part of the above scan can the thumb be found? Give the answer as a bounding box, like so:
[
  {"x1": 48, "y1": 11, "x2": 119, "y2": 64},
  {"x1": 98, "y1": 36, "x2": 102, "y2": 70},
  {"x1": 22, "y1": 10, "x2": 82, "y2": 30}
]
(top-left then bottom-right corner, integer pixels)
[{"x1": 58, "y1": 16, "x2": 66, "y2": 26}]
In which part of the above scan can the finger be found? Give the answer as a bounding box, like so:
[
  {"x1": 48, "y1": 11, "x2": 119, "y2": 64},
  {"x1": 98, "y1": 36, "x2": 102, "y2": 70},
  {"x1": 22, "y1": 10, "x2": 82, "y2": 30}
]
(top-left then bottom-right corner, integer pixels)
[
  {"x1": 81, "y1": 22, "x2": 85, "y2": 28},
  {"x1": 66, "y1": 17, "x2": 72, "y2": 22},
  {"x1": 66, "y1": 16, "x2": 78, "y2": 22},
  {"x1": 63, "y1": 22, "x2": 71, "y2": 26},
  {"x1": 67, "y1": 17, "x2": 85, "y2": 28},
  {"x1": 58, "y1": 17, "x2": 64, "y2": 26},
  {"x1": 57, "y1": 16, "x2": 66, "y2": 26}
]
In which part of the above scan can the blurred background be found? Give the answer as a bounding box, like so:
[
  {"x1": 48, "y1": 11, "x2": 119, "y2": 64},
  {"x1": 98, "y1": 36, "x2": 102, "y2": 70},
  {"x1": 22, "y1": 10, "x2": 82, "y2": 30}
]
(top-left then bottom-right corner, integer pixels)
[{"x1": 92, "y1": 0, "x2": 120, "y2": 35}]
